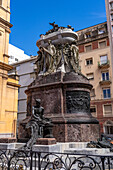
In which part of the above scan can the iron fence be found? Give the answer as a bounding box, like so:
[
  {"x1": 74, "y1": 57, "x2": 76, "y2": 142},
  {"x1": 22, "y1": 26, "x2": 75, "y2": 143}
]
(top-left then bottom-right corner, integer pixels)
[{"x1": 0, "y1": 149, "x2": 113, "y2": 169}]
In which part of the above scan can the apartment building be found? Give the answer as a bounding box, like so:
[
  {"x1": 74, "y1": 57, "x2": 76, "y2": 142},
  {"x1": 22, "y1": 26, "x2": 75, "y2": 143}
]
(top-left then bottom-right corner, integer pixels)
[
  {"x1": 77, "y1": 22, "x2": 113, "y2": 134},
  {"x1": 105, "y1": 0, "x2": 113, "y2": 76}
]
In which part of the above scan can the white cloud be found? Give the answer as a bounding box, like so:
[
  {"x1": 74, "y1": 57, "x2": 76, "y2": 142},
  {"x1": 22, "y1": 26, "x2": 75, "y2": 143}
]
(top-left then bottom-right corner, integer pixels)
[{"x1": 91, "y1": 12, "x2": 106, "y2": 19}]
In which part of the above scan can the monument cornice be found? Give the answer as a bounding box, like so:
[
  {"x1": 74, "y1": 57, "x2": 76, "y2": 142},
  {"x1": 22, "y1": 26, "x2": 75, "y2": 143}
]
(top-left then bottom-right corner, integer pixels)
[
  {"x1": 25, "y1": 81, "x2": 92, "y2": 94},
  {"x1": 36, "y1": 28, "x2": 78, "y2": 47}
]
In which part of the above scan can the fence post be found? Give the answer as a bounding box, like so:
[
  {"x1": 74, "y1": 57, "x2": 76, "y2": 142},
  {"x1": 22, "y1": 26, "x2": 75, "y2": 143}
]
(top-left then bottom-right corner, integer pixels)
[
  {"x1": 30, "y1": 150, "x2": 33, "y2": 170},
  {"x1": 101, "y1": 156, "x2": 105, "y2": 170},
  {"x1": 35, "y1": 152, "x2": 36, "y2": 170},
  {"x1": 38, "y1": 152, "x2": 41, "y2": 170},
  {"x1": 7, "y1": 150, "x2": 11, "y2": 170},
  {"x1": 7, "y1": 160, "x2": 10, "y2": 170},
  {"x1": 107, "y1": 157, "x2": 111, "y2": 170}
]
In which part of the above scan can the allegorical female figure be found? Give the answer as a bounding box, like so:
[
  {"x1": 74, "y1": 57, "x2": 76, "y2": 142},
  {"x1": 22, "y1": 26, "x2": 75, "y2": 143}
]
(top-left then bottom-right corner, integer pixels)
[
  {"x1": 42, "y1": 40, "x2": 56, "y2": 74},
  {"x1": 70, "y1": 41, "x2": 79, "y2": 72}
]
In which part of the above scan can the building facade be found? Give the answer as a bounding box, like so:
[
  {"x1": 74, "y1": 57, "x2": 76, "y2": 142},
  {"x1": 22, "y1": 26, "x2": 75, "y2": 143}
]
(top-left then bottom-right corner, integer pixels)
[
  {"x1": 9, "y1": 57, "x2": 37, "y2": 124},
  {"x1": 0, "y1": 0, "x2": 19, "y2": 138},
  {"x1": 105, "y1": 0, "x2": 113, "y2": 77},
  {"x1": 8, "y1": 44, "x2": 30, "y2": 64},
  {"x1": 77, "y1": 22, "x2": 113, "y2": 134}
]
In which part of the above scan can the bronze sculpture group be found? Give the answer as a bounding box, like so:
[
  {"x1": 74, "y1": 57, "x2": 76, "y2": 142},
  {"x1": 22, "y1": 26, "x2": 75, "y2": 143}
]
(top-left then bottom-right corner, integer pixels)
[
  {"x1": 35, "y1": 22, "x2": 80, "y2": 76},
  {"x1": 35, "y1": 40, "x2": 79, "y2": 75}
]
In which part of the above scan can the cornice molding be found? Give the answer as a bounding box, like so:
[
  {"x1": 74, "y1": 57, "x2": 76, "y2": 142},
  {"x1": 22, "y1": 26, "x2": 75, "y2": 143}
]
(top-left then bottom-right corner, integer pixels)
[
  {"x1": 0, "y1": 6, "x2": 11, "y2": 14},
  {"x1": 3, "y1": 53, "x2": 10, "y2": 58},
  {"x1": 0, "y1": 72, "x2": 8, "y2": 79},
  {"x1": 7, "y1": 81, "x2": 21, "y2": 88},
  {"x1": 0, "y1": 61, "x2": 13, "y2": 71},
  {"x1": 0, "y1": 17, "x2": 13, "y2": 28},
  {"x1": 0, "y1": 23, "x2": 11, "y2": 33}
]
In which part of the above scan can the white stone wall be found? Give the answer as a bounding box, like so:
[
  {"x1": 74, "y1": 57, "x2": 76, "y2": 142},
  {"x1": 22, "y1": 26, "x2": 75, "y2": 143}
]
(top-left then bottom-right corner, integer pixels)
[
  {"x1": 8, "y1": 44, "x2": 30, "y2": 64},
  {"x1": 10, "y1": 57, "x2": 37, "y2": 124}
]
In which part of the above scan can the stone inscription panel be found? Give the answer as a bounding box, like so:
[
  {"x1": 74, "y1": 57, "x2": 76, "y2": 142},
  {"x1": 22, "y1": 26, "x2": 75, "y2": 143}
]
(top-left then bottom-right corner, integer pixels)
[{"x1": 66, "y1": 91, "x2": 90, "y2": 114}]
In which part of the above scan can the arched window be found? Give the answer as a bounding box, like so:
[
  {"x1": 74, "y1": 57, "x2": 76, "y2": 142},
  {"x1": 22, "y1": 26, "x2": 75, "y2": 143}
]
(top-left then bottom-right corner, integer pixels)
[{"x1": 104, "y1": 120, "x2": 113, "y2": 134}]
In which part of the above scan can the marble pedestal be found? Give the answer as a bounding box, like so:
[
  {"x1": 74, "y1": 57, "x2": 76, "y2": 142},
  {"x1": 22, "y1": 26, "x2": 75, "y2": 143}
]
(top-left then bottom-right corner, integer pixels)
[{"x1": 36, "y1": 138, "x2": 56, "y2": 145}]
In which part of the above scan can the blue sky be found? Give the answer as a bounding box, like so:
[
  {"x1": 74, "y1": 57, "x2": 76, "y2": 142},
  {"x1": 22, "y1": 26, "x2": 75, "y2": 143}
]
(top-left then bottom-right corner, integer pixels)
[{"x1": 10, "y1": 0, "x2": 106, "y2": 56}]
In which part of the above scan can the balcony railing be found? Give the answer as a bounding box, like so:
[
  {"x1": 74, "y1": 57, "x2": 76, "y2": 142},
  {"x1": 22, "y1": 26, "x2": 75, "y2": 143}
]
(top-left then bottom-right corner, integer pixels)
[
  {"x1": 99, "y1": 79, "x2": 111, "y2": 85},
  {"x1": 98, "y1": 60, "x2": 110, "y2": 69},
  {"x1": 0, "y1": 149, "x2": 113, "y2": 169}
]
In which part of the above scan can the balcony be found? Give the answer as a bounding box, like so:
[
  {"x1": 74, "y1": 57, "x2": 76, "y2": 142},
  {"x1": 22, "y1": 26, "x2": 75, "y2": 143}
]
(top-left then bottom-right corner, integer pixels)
[
  {"x1": 99, "y1": 79, "x2": 111, "y2": 85},
  {"x1": 98, "y1": 60, "x2": 110, "y2": 69}
]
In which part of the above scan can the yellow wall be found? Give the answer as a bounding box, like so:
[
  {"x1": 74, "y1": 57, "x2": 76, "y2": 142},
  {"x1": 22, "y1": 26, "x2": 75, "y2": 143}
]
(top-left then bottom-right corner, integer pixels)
[{"x1": 0, "y1": 0, "x2": 19, "y2": 138}]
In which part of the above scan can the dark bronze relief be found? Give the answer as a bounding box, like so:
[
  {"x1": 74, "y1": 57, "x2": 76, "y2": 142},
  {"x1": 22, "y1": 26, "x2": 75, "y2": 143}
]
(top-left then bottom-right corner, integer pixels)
[{"x1": 66, "y1": 91, "x2": 90, "y2": 114}]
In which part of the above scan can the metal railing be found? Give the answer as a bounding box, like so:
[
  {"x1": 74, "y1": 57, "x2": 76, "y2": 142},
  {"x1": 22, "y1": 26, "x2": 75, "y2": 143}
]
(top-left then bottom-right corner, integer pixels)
[
  {"x1": 98, "y1": 60, "x2": 110, "y2": 67},
  {"x1": 0, "y1": 149, "x2": 113, "y2": 169}
]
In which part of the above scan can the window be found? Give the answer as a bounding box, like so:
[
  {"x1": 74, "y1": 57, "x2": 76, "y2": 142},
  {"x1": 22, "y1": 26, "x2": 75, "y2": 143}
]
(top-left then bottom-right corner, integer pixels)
[
  {"x1": 10, "y1": 55, "x2": 14, "y2": 59},
  {"x1": 105, "y1": 126, "x2": 113, "y2": 134},
  {"x1": 103, "y1": 88, "x2": 111, "y2": 99},
  {"x1": 110, "y1": 2, "x2": 113, "y2": 9},
  {"x1": 112, "y1": 26, "x2": 113, "y2": 33},
  {"x1": 15, "y1": 58, "x2": 18, "y2": 62},
  {"x1": 99, "y1": 41, "x2": 106, "y2": 48},
  {"x1": 18, "y1": 101, "x2": 20, "y2": 111},
  {"x1": 13, "y1": 119, "x2": 17, "y2": 137},
  {"x1": 85, "y1": 45, "x2": 92, "y2": 52},
  {"x1": 100, "y1": 55, "x2": 107, "y2": 65},
  {"x1": 30, "y1": 73, "x2": 36, "y2": 79},
  {"x1": 104, "y1": 121, "x2": 113, "y2": 134},
  {"x1": 86, "y1": 58, "x2": 93, "y2": 65},
  {"x1": 98, "y1": 28, "x2": 105, "y2": 34},
  {"x1": 104, "y1": 104, "x2": 112, "y2": 116},
  {"x1": 85, "y1": 32, "x2": 91, "y2": 38},
  {"x1": 86, "y1": 73, "x2": 94, "y2": 80},
  {"x1": 90, "y1": 106, "x2": 96, "y2": 117},
  {"x1": 18, "y1": 88, "x2": 20, "y2": 94},
  {"x1": 30, "y1": 62, "x2": 34, "y2": 66},
  {"x1": 90, "y1": 89, "x2": 95, "y2": 97},
  {"x1": 111, "y1": 14, "x2": 113, "y2": 21},
  {"x1": 102, "y1": 72, "x2": 109, "y2": 81},
  {"x1": 16, "y1": 66, "x2": 20, "y2": 71}
]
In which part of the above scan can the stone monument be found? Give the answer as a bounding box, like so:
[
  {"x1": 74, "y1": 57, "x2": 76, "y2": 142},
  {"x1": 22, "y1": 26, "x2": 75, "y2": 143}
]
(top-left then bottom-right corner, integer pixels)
[{"x1": 18, "y1": 22, "x2": 100, "y2": 143}]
